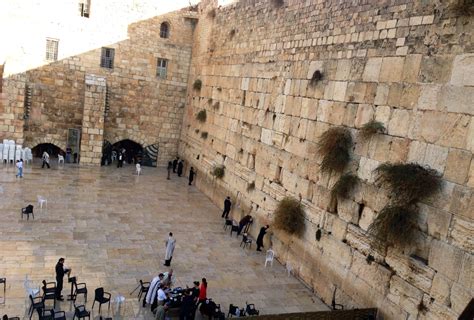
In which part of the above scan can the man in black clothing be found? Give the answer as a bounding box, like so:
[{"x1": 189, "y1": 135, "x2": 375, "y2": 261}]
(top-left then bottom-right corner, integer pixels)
[
  {"x1": 167, "y1": 161, "x2": 173, "y2": 180},
  {"x1": 177, "y1": 160, "x2": 184, "y2": 177},
  {"x1": 55, "y1": 258, "x2": 71, "y2": 300},
  {"x1": 238, "y1": 215, "x2": 253, "y2": 235},
  {"x1": 221, "y1": 196, "x2": 232, "y2": 218},
  {"x1": 188, "y1": 167, "x2": 196, "y2": 185},
  {"x1": 180, "y1": 290, "x2": 195, "y2": 320},
  {"x1": 172, "y1": 157, "x2": 179, "y2": 173},
  {"x1": 256, "y1": 225, "x2": 270, "y2": 251}
]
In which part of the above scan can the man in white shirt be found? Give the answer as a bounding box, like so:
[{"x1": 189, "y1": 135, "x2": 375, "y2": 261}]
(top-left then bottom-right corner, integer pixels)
[{"x1": 144, "y1": 273, "x2": 164, "y2": 307}]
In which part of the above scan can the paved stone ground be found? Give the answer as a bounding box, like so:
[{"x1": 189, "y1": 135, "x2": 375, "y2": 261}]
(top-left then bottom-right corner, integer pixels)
[{"x1": 0, "y1": 160, "x2": 328, "y2": 319}]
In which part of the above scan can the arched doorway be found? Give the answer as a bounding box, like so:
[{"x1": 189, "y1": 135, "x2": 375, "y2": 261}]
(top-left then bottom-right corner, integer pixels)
[
  {"x1": 32, "y1": 143, "x2": 64, "y2": 158},
  {"x1": 111, "y1": 139, "x2": 143, "y2": 165}
]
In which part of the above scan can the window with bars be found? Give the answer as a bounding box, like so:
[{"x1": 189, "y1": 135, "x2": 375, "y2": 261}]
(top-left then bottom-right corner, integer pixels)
[
  {"x1": 78, "y1": 0, "x2": 91, "y2": 17},
  {"x1": 45, "y1": 39, "x2": 59, "y2": 62},
  {"x1": 160, "y1": 22, "x2": 170, "y2": 38},
  {"x1": 156, "y1": 58, "x2": 168, "y2": 79},
  {"x1": 100, "y1": 47, "x2": 115, "y2": 69}
]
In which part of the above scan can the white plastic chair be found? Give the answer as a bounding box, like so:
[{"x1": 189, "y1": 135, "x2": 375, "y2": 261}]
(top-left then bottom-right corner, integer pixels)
[
  {"x1": 3, "y1": 143, "x2": 10, "y2": 163},
  {"x1": 0, "y1": 144, "x2": 3, "y2": 162},
  {"x1": 25, "y1": 148, "x2": 33, "y2": 164},
  {"x1": 286, "y1": 262, "x2": 292, "y2": 276},
  {"x1": 7, "y1": 141, "x2": 15, "y2": 164},
  {"x1": 24, "y1": 275, "x2": 40, "y2": 298},
  {"x1": 58, "y1": 155, "x2": 64, "y2": 164},
  {"x1": 15, "y1": 145, "x2": 22, "y2": 161},
  {"x1": 265, "y1": 249, "x2": 275, "y2": 268},
  {"x1": 37, "y1": 196, "x2": 47, "y2": 209}
]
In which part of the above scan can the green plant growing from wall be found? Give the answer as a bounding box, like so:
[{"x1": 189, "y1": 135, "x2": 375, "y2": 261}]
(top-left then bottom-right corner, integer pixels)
[
  {"x1": 359, "y1": 120, "x2": 385, "y2": 140},
  {"x1": 229, "y1": 29, "x2": 236, "y2": 38},
  {"x1": 212, "y1": 165, "x2": 225, "y2": 179},
  {"x1": 193, "y1": 79, "x2": 202, "y2": 90},
  {"x1": 318, "y1": 127, "x2": 353, "y2": 174},
  {"x1": 196, "y1": 109, "x2": 207, "y2": 123},
  {"x1": 330, "y1": 173, "x2": 360, "y2": 200},
  {"x1": 451, "y1": 0, "x2": 474, "y2": 16},
  {"x1": 368, "y1": 163, "x2": 442, "y2": 247},
  {"x1": 310, "y1": 70, "x2": 323, "y2": 86},
  {"x1": 274, "y1": 197, "x2": 305, "y2": 236},
  {"x1": 246, "y1": 181, "x2": 255, "y2": 191},
  {"x1": 374, "y1": 163, "x2": 442, "y2": 205},
  {"x1": 201, "y1": 131, "x2": 208, "y2": 139}
]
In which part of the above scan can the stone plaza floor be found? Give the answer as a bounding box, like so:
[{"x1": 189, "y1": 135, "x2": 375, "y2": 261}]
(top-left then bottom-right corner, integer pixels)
[{"x1": 0, "y1": 161, "x2": 328, "y2": 319}]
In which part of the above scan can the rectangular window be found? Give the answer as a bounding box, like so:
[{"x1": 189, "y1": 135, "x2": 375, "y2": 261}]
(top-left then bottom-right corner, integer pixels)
[
  {"x1": 156, "y1": 58, "x2": 168, "y2": 79},
  {"x1": 78, "y1": 0, "x2": 91, "y2": 17},
  {"x1": 45, "y1": 38, "x2": 59, "y2": 62},
  {"x1": 100, "y1": 47, "x2": 115, "y2": 69}
]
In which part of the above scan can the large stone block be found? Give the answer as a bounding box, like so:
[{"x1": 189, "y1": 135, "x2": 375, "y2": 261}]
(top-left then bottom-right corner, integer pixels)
[
  {"x1": 387, "y1": 108, "x2": 411, "y2": 137},
  {"x1": 449, "y1": 216, "x2": 474, "y2": 252},
  {"x1": 430, "y1": 273, "x2": 452, "y2": 306},
  {"x1": 428, "y1": 240, "x2": 464, "y2": 281},
  {"x1": 450, "y1": 54, "x2": 474, "y2": 86},
  {"x1": 444, "y1": 149, "x2": 472, "y2": 184},
  {"x1": 380, "y1": 57, "x2": 405, "y2": 83},
  {"x1": 387, "y1": 275, "x2": 424, "y2": 316},
  {"x1": 362, "y1": 58, "x2": 382, "y2": 82}
]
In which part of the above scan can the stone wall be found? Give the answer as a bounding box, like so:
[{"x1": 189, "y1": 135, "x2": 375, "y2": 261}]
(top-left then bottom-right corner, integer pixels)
[
  {"x1": 179, "y1": 0, "x2": 473, "y2": 319},
  {"x1": 1, "y1": 7, "x2": 196, "y2": 164}
]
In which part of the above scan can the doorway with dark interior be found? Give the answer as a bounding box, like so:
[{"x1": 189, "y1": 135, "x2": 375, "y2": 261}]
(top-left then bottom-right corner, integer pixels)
[
  {"x1": 31, "y1": 143, "x2": 64, "y2": 164},
  {"x1": 111, "y1": 139, "x2": 143, "y2": 165}
]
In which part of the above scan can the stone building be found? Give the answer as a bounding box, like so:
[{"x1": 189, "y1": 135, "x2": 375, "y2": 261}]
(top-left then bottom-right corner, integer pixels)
[{"x1": 1, "y1": 0, "x2": 473, "y2": 319}]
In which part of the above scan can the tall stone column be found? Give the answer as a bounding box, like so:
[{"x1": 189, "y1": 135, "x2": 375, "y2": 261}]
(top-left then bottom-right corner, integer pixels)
[{"x1": 79, "y1": 74, "x2": 106, "y2": 165}]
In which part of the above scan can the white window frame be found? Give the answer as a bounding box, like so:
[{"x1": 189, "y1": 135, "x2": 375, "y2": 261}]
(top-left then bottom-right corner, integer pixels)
[{"x1": 157, "y1": 58, "x2": 168, "y2": 79}]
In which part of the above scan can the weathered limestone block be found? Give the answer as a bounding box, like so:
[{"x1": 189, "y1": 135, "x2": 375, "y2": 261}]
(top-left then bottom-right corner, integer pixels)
[
  {"x1": 430, "y1": 273, "x2": 452, "y2": 306},
  {"x1": 337, "y1": 198, "x2": 359, "y2": 224},
  {"x1": 362, "y1": 57, "x2": 382, "y2": 82},
  {"x1": 419, "y1": 55, "x2": 454, "y2": 84},
  {"x1": 450, "y1": 54, "x2": 474, "y2": 86},
  {"x1": 443, "y1": 149, "x2": 472, "y2": 184},
  {"x1": 458, "y1": 253, "x2": 473, "y2": 290},
  {"x1": 418, "y1": 204, "x2": 451, "y2": 240},
  {"x1": 449, "y1": 216, "x2": 474, "y2": 252},
  {"x1": 438, "y1": 86, "x2": 474, "y2": 116},
  {"x1": 387, "y1": 275, "x2": 424, "y2": 316},
  {"x1": 387, "y1": 108, "x2": 411, "y2": 137},
  {"x1": 428, "y1": 240, "x2": 464, "y2": 281},
  {"x1": 380, "y1": 57, "x2": 405, "y2": 83},
  {"x1": 323, "y1": 214, "x2": 348, "y2": 241},
  {"x1": 417, "y1": 84, "x2": 441, "y2": 111},
  {"x1": 358, "y1": 206, "x2": 375, "y2": 231},
  {"x1": 349, "y1": 251, "x2": 392, "y2": 296},
  {"x1": 374, "y1": 84, "x2": 389, "y2": 105},
  {"x1": 403, "y1": 54, "x2": 422, "y2": 83},
  {"x1": 354, "y1": 104, "x2": 374, "y2": 128},
  {"x1": 422, "y1": 143, "x2": 449, "y2": 173},
  {"x1": 345, "y1": 224, "x2": 385, "y2": 261},
  {"x1": 450, "y1": 283, "x2": 473, "y2": 315},
  {"x1": 357, "y1": 157, "x2": 379, "y2": 183},
  {"x1": 449, "y1": 185, "x2": 473, "y2": 220},
  {"x1": 385, "y1": 248, "x2": 435, "y2": 293},
  {"x1": 333, "y1": 81, "x2": 348, "y2": 101}
]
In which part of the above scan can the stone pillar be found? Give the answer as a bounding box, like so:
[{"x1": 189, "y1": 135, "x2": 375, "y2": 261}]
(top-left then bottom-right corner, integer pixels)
[{"x1": 79, "y1": 74, "x2": 106, "y2": 165}]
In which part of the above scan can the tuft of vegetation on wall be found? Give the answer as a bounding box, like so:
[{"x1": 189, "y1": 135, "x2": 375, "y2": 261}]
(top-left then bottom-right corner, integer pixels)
[
  {"x1": 207, "y1": 8, "x2": 216, "y2": 18},
  {"x1": 359, "y1": 120, "x2": 385, "y2": 140},
  {"x1": 451, "y1": 0, "x2": 474, "y2": 16},
  {"x1": 193, "y1": 79, "x2": 202, "y2": 90},
  {"x1": 246, "y1": 181, "x2": 255, "y2": 191},
  {"x1": 229, "y1": 29, "x2": 236, "y2": 38},
  {"x1": 274, "y1": 197, "x2": 305, "y2": 236},
  {"x1": 369, "y1": 163, "x2": 442, "y2": 247},
  {"x1": 331, "y1": 173, "x2": 360, "y2": 200},
  {"x1": 201, "y1": 131, "x2": 208, "y2": 139},
  {"x1": 196, "y1": 109, "x2": 207, "y2": 123},
  {"x1": 212, "y1": 165, "x2": 225, "y2": 179},
  {"x1": 213, "y1": 102, "x2": 220, "y2": 110},
  {"x1": 318, "y1": 127, "x2": 353, "y2": 174},
  {"x1": 374, "y1": 163, "x2": 442, "y2": 205},
  {"x1": 310, "y1": 70, "x2": 323, "y2": 86}
]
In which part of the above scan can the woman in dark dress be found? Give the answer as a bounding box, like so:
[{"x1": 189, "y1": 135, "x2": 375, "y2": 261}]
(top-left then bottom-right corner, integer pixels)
[{"x1": 256, "y1": 225, "x2": 269, "y2": 251}]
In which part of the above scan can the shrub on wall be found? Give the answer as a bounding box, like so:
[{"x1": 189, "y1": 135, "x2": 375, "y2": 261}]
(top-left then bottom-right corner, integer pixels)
[
  {"x1": 274, "y1": 197, "x2": 305, "y2": 236},
  {"x1": 374, "y1": 163, "x2": 442, "y2": 205},
  {"x1": 309, "y1": 70, "x2": 323, "y2": 86},
  {"x1": 331, "y1": 173, "x2": 359, "y2": 200},
  {"x1": 369, "y1": 163, "x2": 442, "y2": 247},
  {"x1": 359, "y1": 120, "x2": 385, "y2": 140},
  {"x1": 212, "y1": 165, "x2": 225, "y2": 179},
  {"x1": 193, "y1": 79, "x2": 202, "y2": 90},
  {"x1": 196, "y1": 110, "x2": 207, "y2": 123},
  {"x1": 318, "y1": 127, "x2": 353, "y2": 173},
  {"x1": 201, "y1": 131, "x2": 208, "y2": 139},
  {"x1": 246, "y1": 181, "x2": 255, "y2": 191}
]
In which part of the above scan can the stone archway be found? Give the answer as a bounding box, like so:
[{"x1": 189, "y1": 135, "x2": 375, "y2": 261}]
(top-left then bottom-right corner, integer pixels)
[
  {"x1": 31, "y1": 143, "x2": 65, "y2": 158},
  {"x1": 111, "y1": 139, "x2": 143, "y2": 165},
  {"x1": 26, "y1": 136, "x2": 66, "y2": 153}
]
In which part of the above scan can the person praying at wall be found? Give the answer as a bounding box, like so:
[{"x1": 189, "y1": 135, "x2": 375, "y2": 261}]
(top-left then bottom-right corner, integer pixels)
[
  {"x1": 177, "y1": 160, "x2": 184, "y2": 177},
  {"x1": 188, "y1": 167, "x2": 196, "y2": 185},
  {"x1": 238, "y1": 215, "x2": 253, "y2": 235},
  {"x1": 221, "y1": 196, "x2": 232, "y2": 219},
  {"x1": 172, "y1": 157, "x2": 179, "y2": 173},
  {"x1": 167, "y1": 161, "x2": 172, "y2": 180},
  {"x1": 55, "y1": 257, "x2": 71, "y2": 301},
  {"x1": 164, "y1": 232, "x2": 176, "y2": 266},
  {"x1": 41, "y1": 151, "x2": 50, "y2": 169},
  {"x1": 256, "y1": 225, "x2": 270, "y2": 252}
]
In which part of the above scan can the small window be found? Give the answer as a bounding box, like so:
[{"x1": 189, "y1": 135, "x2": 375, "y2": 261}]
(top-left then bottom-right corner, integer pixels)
[
  {"x1": 100, "y1": 47, "x2": 114, "y2": 69},
  {"x1": 156, "y1": 58, "x2": 168, "y2": 79},
  {"x1": 160, "y1": 22, "x2": 170, "y2": 38},
  {"x1": 78, "y1": 0, "x2": 91, "y2": 17},
  {"x1": 45, "y1": 38, "x2": 59, "y2": 62}
]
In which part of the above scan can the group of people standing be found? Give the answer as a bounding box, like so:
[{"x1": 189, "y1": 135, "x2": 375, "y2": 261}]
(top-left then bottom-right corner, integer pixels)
[
  {"x1": 221, "y1": 196, "x2": 270, "y2": 252},
  {"x1": 167, "y1": 157, "x2": 196, "y2": 186}
]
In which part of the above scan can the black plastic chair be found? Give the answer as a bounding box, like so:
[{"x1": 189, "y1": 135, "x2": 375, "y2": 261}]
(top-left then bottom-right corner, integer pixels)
[
  {"x1": 52, "y1": 310, "x2": 66, "y2": 320},
  {"x1": 3, "y1": 316, "x2": 20, "y2": 320},
  {"x1": 223, "y1": 219, "x2": 233, "y2": 231},
  {"x1": 230, "y1": 222, "x2": 239, "y2": 237},
  {"x1": 36, "y1": 308, "x2": 53, "y2": 320},
  {"x1": 137, "y1": 280, "x2": 149, "y2": 301},
  {"x1": 92, "y1": 287, "x2": 111, "y2": 314},
  {"x1": 0, "y1": 278, "x2": 5, "y2": 304},
  {"x1": 28, "y1": 295, "x2": 44, "y2": 320},
  {"x1": 73, "y1": 305, "x2": 90, "y2": 320},
  {"x1": 240, "y1": 233, "x2": 252, "y2": 249},
  {"x1": 245, "y1": 302, "x2": 259, "y2": 316},
  {"x1": 41, "y1": 281, "x2": 56, "y2": 309},
  {"x1": 21, "y1": 205, "x2": 34, "y2": 220},
  {"x1": 228, "y1": 304, "x2": 245, "y2": 317},
  {"x1": 71, "y1": 277, "x2": 88, "y2": 302}
]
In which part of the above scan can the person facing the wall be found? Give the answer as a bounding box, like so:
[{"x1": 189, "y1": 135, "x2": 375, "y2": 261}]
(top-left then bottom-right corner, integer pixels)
[
  {"x1": 42, "y1": 151, "x2": 50, "y2": 169},
  {"x1": 55, "y1": 257, "x2": 71, "y2": 301},
  {"x1": 221, "y1": 196, "x2": 232, "y2": 218}
]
